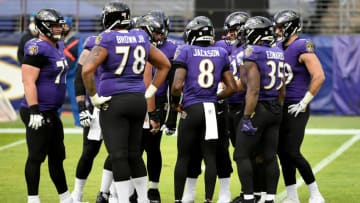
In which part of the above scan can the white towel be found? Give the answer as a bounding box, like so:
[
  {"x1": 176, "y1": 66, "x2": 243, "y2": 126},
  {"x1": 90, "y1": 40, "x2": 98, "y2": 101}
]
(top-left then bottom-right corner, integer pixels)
[
  {"x1": 87, "y1": 107, "x2": 102, "y2": 141},
  {"x1": 203, "y1": 102, "x2": 218, "y2": 140},
  {"x1": 143, "y1": 112, "x2": 150, "y2": 129}
]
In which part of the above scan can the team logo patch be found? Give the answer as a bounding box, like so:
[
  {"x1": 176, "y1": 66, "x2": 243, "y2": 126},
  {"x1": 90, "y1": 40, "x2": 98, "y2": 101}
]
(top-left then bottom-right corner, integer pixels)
[
  {"x1": 244, "y1": 46, "x2": 254, "y2": 58},
  {"x1": 305, "y1": 41, "x2": 314, "y2": 52},
  {"x1": 28, "y1": 45, "x2": 38, "y2": 55},
  {"x1": 95, "y1": 35, "x2": 102, "y2": 45},
  {"x1": 174, "y1": 48, "x2": 181, "y2": 60}
]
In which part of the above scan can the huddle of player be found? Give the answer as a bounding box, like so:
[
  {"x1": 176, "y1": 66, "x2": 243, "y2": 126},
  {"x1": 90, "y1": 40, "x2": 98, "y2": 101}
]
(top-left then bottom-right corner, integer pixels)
[{"x1": 20, "y1": 1, "x2": 325, "y2": 203}]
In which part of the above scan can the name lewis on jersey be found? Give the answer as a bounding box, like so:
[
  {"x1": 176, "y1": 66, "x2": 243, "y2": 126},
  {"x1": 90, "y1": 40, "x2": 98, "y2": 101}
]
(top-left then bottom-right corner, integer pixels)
[{"x1": 192, "y1": 48, "x2": 220, "y2": 57}]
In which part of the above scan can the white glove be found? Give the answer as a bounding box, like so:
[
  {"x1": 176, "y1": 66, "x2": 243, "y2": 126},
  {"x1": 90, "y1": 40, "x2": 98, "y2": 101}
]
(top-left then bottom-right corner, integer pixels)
[
  {"x1": 288, "y1": 91, "x2": 314, "y2": 117},
  {"x1": 90, "y1": 93, "x2": 112, "y2": 109},
  {"x1": 28, "y1": 105, "x2": 44, "y2": 130},
  {"x1": 79, "y1": 110, "x2": 92, "y2": 127},
  {"x1": 288, "y1": 100, "x2": 307, "y2": 117}
]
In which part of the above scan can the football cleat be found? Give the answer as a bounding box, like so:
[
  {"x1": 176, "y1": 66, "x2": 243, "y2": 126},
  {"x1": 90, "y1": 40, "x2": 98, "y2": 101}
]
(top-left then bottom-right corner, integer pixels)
[
  {"x1": 282, "y1": 197, "x2": 300, "y2": 203},
  {"x1": 96, "y1": 191, "x2": 109, "y2": 203},
  {"x1": 129, "y1": 190, "x2": 138, "y2": 203},
  {"x1": 309, "y1": 195, "x2": 325, "y2": 203},
  {"x1": 148, "y1": 188, "x2": 161, "y2": 203}
]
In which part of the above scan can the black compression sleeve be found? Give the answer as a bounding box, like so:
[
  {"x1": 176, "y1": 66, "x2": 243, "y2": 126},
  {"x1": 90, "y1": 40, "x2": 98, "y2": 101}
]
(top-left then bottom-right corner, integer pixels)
[
  {"x1": 74, "y1": 63, "x2": 86, "y2": 97},
  {"x1": 22, "y1": 55, "x2": 48, "y2": 68}
]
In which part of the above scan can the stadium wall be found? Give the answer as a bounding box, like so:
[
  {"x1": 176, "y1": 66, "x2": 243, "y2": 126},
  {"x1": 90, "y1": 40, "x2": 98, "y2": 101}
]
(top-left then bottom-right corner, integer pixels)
[{"x1": 0, "y1": 32, "x2": 359, "y2": 115}]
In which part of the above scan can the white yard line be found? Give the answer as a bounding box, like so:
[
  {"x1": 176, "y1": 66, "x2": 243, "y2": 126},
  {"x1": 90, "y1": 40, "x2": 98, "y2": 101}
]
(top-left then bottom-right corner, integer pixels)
[
  {"x1": 276, "y1": 133, "x2": 360, "y2": 202},
  {"x1": 0, "y1": 139, "x2": 25, "y2": 151}
]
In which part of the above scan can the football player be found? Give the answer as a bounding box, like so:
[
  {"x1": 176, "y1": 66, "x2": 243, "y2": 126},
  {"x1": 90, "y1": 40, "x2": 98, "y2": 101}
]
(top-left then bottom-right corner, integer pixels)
[
  {"x1": 171, "y1": 16, "x2": 237, "y2": 203},
  {"x1": 81, "y1": 2, "x2": 170, "y2": 203},
  {"x1": 19, "y1": 8, "x2": 84, "y2": 203},
  {"x1": 71, "y1": 33, "x2": 114, "y2": 203},
  {"x1": 274, "y1": 10, "x2": 325, "y2": 203},
  {"x1": 233, "y1": 16, "x2": 285, "y2": 203},
  {"x1": 135, "y1": 11, "x2": 179, "y2": 203}
]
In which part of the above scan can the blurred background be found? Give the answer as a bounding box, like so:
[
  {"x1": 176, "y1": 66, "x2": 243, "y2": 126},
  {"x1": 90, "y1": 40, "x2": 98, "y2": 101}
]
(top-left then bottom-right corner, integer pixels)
[{"x1": 1, "y1": 0, "x2": 360, "y2": 121}]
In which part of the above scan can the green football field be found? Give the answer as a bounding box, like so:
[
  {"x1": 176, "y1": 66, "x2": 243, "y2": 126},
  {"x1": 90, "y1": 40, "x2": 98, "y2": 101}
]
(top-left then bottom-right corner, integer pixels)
[{"x1": 0, "y1": 114, "x2": 359, "y2": 203}]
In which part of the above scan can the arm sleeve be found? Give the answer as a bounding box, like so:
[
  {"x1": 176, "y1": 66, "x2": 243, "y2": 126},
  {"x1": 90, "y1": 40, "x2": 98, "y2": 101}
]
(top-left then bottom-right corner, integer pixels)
[{"x1": 74, "y1": 64, "x2": 86, "y2": 96}]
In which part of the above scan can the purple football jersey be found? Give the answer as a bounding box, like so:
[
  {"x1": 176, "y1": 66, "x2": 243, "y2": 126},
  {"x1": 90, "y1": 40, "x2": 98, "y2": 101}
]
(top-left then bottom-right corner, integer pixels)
[
  {"x1": 153, "y1": 40, "x2": 177, "y2": 97},
  {"x1": 228, "y1": 45, "x2": 246, "y2": 104},
  {"x1": 21, "y1": 38, "x2": 68, "y2": 111},
  {"x1": 243, "y1": 44, "x2": 284, "y2": 101},
  {"x1": 173, "y1": 45, "x2": 230, "y2": 108},
  {"x1": 277, "y1": 39, "x2": 314, "y2": 102},
  {"x1": 95, "y1": 29, "x2": 151, "y2": 96},
  {"x1": 83, "y1": 35, "x2": 102, "y2": 92},
  {"x1": 214, "y1": 39, "x2": 234, "y2": 55}
]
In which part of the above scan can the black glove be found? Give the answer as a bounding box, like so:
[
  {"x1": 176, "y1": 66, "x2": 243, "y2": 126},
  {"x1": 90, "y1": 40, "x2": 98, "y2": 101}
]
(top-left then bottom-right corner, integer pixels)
[
  {"x1": 28, "y1": 104, "x2": 44, "y2": 130},
  {"x1": 164, "y1": 107, "x2": 178, "y2": 135},
  {"x1": 148, "y1": 109, "x2": 161, "y2": 123}
]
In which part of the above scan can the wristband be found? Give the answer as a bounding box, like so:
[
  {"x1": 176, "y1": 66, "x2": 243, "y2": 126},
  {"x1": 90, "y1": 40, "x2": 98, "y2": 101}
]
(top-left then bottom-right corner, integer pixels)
[
  {"x1": 145, "y1": 84, "x2": 158, "y2": 99},
  {"x1": 243, "y1": 114, "x2": 251, "y2": 120},
  {"x1": 302, "y1": 91, "x2": 314, "y2": 105},
  {"x1": 29, "y1": 104, "x2": 40, "y2": 114}
]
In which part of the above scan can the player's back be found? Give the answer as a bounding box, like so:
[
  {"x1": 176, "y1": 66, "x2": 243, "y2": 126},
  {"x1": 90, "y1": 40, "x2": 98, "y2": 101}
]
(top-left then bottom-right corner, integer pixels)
[
  {"x1": 95, "y1": 29, "x2": 151, "y2": 96},
  {"x1": 174, "y1": 44, "x2": 230, "y2": 107},
  {"x1": 244, "y1": 44, "x2": 284, "y2": 101}
]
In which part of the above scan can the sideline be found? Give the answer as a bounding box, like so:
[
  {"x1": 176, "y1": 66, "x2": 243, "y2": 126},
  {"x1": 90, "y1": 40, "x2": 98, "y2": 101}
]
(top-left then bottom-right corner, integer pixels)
[{"x1": 276, "y1": 133, "x2": 360, "y2": 202}]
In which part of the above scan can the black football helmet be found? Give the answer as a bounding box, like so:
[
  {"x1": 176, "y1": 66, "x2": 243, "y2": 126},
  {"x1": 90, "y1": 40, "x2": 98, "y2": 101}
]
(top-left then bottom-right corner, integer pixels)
[
  {"x1": 244, "y1": 16, "x2": 275, "y2": 45},
  {"x1": 223, "y1": 11, "x2": 250, "y2": 45},
  {"x1": 101, "y1": 1, "x2": 131, "y2": 30},
  {"x1": 35, "y1": 8, "x2": 65, "y2": 41},
  {"x1": 136, "y1": 14, "x2": 166, "y2": 46},
  {"x1": 273, "y1": 10, "x2": 302, "y2": 42},
  {"x1": 148, "y1": 10, "x2": 170, "y2": 38},
  {"x1": 184, "y1": 16, "x2": 215, "y2": 45}
]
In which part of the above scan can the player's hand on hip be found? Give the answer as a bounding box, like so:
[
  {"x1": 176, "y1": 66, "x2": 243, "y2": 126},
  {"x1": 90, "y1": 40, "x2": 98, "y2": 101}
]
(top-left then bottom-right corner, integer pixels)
[
  {"x1": 288, "y1": 100, "x2": 307, "y2": 117},
  {"x1": 28, "y1": 105, "x2": 44, "y2": 130},
  {"x1": 90, "y1": 93, "x2": 111, "y2": 109}
]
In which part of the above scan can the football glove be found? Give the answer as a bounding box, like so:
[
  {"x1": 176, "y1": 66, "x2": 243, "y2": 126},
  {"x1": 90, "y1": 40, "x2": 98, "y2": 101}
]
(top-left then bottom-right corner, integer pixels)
[
  {"x1": 78, "y1": 101, "x2": 92, "y2": 127},
  {"x1": 241, "y1": 117, "x2": 257, "y2": 136},
  {"x1": 288, "y1": 91, "x2": 314, "y2": 117},
  {"x1": 90, "y1": 93, "x2": 111, "y2": 109},
  {"x1": 28, "y1": 104, "x2": 44, "y2": 130},
  {"x1": 288, "y1": 100, "x2": 307, "y2": 117}
]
